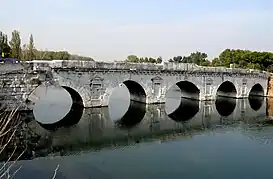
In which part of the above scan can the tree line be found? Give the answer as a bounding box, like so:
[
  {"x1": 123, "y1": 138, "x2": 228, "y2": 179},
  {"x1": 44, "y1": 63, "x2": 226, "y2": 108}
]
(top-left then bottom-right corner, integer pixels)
[
  {"x1": 125, "y1": 55, "x2": 163, "y2": 64},
  {"x1": 2, "y1": 30, "x2": 272, "y2": 72},
  {"x1": 0, "y1": 30, "x2": 94, "y2": 61},
  {"x1": 125, "y1": 49, "x2": 273, "y2": 72}
]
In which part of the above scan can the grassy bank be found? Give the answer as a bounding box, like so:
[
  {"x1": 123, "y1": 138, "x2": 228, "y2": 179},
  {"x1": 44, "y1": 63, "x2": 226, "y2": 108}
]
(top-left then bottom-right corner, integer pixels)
[{"x1": 0, "y1": 106, "x2": 25, "y2": 178}]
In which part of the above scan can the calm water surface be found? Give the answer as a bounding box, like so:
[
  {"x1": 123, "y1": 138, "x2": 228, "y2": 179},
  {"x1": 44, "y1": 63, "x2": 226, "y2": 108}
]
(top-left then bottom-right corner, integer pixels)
[{"x1": 10, "y1": 85, "x2": 273, "y2": 179}]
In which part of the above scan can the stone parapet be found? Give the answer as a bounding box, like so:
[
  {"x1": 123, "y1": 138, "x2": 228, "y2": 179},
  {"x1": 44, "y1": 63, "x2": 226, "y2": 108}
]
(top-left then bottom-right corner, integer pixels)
[{"x1": 24, "y1": 60, "x2": 269, "y2": 78}]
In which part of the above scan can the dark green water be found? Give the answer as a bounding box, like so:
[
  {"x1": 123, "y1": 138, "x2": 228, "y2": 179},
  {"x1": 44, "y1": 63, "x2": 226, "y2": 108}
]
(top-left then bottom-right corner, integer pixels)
[{"x1": 8, "y1": 86, "x2": 273, "y2": 179}]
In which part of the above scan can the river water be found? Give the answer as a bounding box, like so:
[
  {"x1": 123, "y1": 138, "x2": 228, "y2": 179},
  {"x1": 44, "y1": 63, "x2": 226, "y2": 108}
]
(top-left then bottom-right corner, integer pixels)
[{"x1": 8, "y1": 85, "x2": 273, "y2": 179}]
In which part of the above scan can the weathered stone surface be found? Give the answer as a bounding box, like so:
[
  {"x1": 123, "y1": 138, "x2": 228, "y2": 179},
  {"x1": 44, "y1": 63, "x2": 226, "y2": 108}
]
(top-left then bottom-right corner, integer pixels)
[
  {"x1": 0, "y1": 60, "x2": 270, "y2": 110},
  {"x1": 0, "y1": 63, "x2": 48, "y2": 110},
  {"x1": 267, "y1": 75, "x2": 273, "y2": 97}
]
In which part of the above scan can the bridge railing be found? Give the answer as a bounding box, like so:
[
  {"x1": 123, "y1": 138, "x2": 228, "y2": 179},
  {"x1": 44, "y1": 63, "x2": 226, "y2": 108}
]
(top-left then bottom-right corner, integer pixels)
[{"x1": 24, "y1": 60, "x2": 270, "y2": 77}]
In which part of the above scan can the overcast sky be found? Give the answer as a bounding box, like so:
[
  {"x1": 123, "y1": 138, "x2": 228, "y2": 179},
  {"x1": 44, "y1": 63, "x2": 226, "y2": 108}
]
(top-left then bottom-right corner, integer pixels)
[{"x1": 1, "y1": 0, "x2": 272, "y2": 61}]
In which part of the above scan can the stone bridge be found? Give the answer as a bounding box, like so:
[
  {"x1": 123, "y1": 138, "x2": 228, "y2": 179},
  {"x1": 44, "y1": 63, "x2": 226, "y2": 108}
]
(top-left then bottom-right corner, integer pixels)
[{"x1": 0, "y1": 60, "x2": 270, "y2": 110}]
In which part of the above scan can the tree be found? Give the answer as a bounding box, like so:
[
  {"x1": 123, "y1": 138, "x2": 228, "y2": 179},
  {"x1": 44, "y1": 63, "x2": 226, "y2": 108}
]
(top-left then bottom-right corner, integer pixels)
[
  {"x1": 212, "y1": 48, "x2": 273, "y2": 72},
  {"x1": 169, "y1": 56, "x2": 182, "y2": 63},
  {"x1": 144, "y1": 57, "x2": 149, "y2": 63},
  {"x1": 125, "y1": 55, "x2": 139, "y2": 63},
  {"x1": 147, "y1": 57, "x2": 155, "y2": 63},
  {"x1": 156, "y1": 56, "x2": 162, "y2": 64},
  {"x1": 21, "y1": 44, "x2": 28, "y2": 61},
  {"x1": 2, "y1": 29, "x2": 94, "y2": 60},
  {"x1": 211, "y1": 57, "x2": 221, "y2": 66},
  {"x1": 169, "y1": 52, "x2": 209, "y2": 66},
  {"x1": 188, "y1": 51, "x2": 208, "y2": 65},
  {"x1": 27, "y1": 34, "x2": 35, "y2": 60},
  {"x1": 9, "y1": 30, "x2": 21, "y2": 59},
  {"x1": 0, "y1": 31, "x2": 10, "y2": 57}
]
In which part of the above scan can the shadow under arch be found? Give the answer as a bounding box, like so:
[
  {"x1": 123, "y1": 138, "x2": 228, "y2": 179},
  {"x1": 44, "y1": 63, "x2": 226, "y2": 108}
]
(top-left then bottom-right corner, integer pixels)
[
  {"x1": 175, "y1": 81, "x2": 200, "y2": 100},
  {"x1": 33, "y1": 85, "x2": 84, "y2": 131},
  {"x1": 248, "y1": 96, "x2": 264, "y2": 111},
  {"x1": 122, "y1": 80, "x2": 147, "y2": 103},
  {"x1": 249, "y1": 83, "x2": 264, "y2": 97},
  {"x1": 115, "y1": 101, "x2": 146, "y2": 129},
  {"x1": 216, "y1": 81, "x2": 237, "y2": 98},
  {"x1": 168, "y1": 98, "x2": 199, "y2": 122},
  {"x1": 215, "y1": 96, "x2": 236, "y2": 117}
]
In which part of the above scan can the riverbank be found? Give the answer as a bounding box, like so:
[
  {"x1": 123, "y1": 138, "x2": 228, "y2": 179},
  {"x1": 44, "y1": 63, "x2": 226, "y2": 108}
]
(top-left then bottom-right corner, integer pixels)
[{"x1": 0, "y1": 110, "x2": 54, "y2": 162}]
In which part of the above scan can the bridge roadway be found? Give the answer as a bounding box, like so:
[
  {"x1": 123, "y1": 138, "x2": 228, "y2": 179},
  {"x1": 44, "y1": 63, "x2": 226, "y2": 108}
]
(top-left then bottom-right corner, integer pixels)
[
  {"x1": 0, "y1": 60, "x2": 269, "y2": 110},
  {"x1": 27, "y1": 97, "x2": 268, "y2": 153}
]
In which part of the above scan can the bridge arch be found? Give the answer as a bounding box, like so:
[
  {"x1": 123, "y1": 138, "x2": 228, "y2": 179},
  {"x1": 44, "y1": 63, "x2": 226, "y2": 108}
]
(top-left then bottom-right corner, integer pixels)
[
  {"x1": 122, "y1": 80, "x2": 147, "y2": 103},
  {"x1": 248, "y1": 83, "x2": 264, "y2": 97},
  {"x1": 28, "y1": 83, "x2": 84, "y2": 130},
  {"x1": 216, "y1": 81, "x2": 237, "y2": 98},
  {"x1": 168, "y1": 81, "x2": 200, "y2": 100}
]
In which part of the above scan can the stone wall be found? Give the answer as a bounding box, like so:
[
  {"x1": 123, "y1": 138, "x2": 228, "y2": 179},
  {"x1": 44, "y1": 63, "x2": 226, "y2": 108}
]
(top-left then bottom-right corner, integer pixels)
[
  {"x1": 0, "y1": 63, "x2": 47, "y2": 110},
  {"x1": 267, "y1": 75, "x2": 273, "y2": 98}
]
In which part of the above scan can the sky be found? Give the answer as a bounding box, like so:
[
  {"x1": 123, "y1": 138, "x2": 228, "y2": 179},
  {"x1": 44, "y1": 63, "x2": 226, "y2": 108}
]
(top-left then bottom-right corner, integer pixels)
[{"x1": 1, "y1": 0, "x2": 272, "y2": 61}]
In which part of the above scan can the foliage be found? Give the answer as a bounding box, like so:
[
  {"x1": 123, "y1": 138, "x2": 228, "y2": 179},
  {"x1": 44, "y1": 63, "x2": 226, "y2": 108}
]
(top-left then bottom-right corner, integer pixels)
[
  {"x1": 9, "y1": 30, "x2": 22, "y2": 59},
  {"x1": 166, "y1": 49, "x2": 273, "y2": 72},
  {"x1": 0, "y1": 30, "x2": 94, "y2": 61},
  {"x1": 27, "y1": 34, "x2": 35, "y2": 60},
  {"x1": 125, "y1": 55, "x2": 162, "y2": 64},
  {"x1": 211, "y1": 49, "x2": 273, "y2": 72},
  {"x1": 0, "y1": 32, "x2": 11, "y2": 58},
  {"x1": 168, "y1": 51, "x2": 210, "y2": 66}
]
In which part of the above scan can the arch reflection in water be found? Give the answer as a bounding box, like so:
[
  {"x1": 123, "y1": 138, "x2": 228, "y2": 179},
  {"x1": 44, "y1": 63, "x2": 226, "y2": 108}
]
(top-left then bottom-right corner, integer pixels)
[
  {"x1": 38, "y1": 104, "x2": 84, "y2": 131},
  {"x1": 248, "y1": 96, "x2": 264, "y2": 111},
  {"x1": 33, "y1": 85, "x2": 84, "y2": 130},
  {"x1": 25, "y1": 97, "x2": 271, "y2": 156},
  {"x1": 115, "y1": 101, "x2": 146, "y2": 129},
  {"x1": 215, "y1": 96, "x2": 236, "y2": 117},
  {"x1": 167, "y1": 98, "x2": 199, "y2": 122}
]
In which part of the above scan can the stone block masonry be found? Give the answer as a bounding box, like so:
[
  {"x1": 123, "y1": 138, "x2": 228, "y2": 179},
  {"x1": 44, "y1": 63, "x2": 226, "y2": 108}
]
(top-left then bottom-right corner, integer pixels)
[
  {"x1": 267, "y1": 75, "x2": 273, "y2": 98},
  {"x1": 0, "y1": 60, "x2": 270, "y2": 110},
  {"x1": 0, "y1": 63, "x2": 48, "y2": 110}
]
